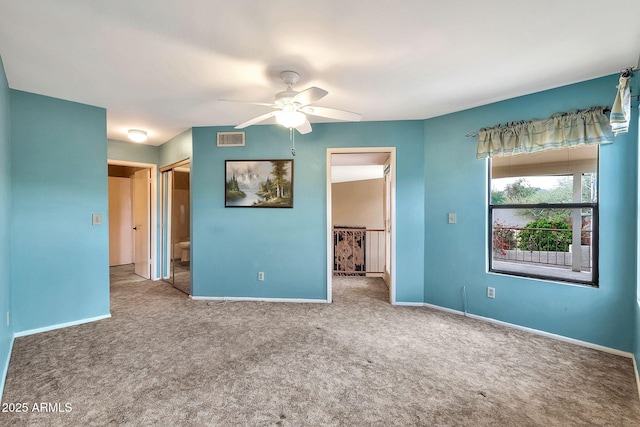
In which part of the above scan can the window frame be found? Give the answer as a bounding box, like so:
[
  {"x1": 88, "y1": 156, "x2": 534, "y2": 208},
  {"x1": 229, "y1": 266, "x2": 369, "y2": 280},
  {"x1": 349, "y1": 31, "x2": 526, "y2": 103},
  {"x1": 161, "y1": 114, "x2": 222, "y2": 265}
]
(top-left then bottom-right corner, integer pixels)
[{"x1": 487, "y1": 158, "x2": 599, "y2": 287}]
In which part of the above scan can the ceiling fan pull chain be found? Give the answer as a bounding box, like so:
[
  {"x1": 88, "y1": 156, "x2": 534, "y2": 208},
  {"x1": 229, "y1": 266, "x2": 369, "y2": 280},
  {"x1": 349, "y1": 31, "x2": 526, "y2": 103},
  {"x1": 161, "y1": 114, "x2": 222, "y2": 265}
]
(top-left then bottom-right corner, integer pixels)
[{"x1": 290, "y1": 128, "x2": 296, "y2": 156}]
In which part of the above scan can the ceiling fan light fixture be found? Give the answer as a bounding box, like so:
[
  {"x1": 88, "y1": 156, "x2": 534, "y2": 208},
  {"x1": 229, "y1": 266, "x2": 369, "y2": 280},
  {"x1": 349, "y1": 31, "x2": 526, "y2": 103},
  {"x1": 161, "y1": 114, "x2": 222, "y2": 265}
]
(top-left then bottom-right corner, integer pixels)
[
  {"x1": 275, "y1": 110, "x2": 306, "y2": 128},
  {"x1": 128, "y1": 129, "x2": 148, "y2": 143},
  {"x1": 224, "y1": 70, "x2": 360, "y2": 134}
]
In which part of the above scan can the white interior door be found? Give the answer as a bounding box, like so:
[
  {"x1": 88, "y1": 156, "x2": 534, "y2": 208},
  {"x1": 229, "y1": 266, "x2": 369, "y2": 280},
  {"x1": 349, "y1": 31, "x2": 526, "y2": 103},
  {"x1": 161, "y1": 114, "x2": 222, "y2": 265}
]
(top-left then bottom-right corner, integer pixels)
[
  {"x1": 384, "y1": 170, "x2": 392, "y2": 295},
  {"x1": 133, "y1": 168, "x2": 151, "y2": 279},
  {"x1": 108, "y1": 176, "x2": 134, "y2": 266}
]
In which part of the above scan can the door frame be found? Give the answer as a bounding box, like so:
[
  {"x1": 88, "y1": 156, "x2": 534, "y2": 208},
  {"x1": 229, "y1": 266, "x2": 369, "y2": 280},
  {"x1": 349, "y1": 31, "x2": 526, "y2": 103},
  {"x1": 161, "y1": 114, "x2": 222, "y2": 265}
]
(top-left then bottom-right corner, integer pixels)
[
  {"x1": 160, "y1": 158, "x2": 191, "y2": 287},
  {"x1": 108, "y1": 160, "x2": 158, "y2": 280},
  {"x1": 132, "y1": 168, "x2": 151, "y2": 279},
  {"x1": 326, "y1": 147, "x2": 397, "y2": 304}
]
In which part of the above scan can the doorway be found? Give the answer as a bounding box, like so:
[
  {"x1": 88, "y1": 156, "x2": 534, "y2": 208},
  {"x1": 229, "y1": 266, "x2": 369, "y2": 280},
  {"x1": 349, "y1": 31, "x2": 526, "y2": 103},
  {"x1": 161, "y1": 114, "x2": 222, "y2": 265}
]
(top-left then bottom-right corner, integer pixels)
[
  {"x1": 161, "y1": 159, "x2": 191, "y2": 295},
  {"x1": 107, "y1": 161, "x2": 157, "y2": 280},
  {"x1": 326, "y1": 148, "x2": 396, "y2": 304}
]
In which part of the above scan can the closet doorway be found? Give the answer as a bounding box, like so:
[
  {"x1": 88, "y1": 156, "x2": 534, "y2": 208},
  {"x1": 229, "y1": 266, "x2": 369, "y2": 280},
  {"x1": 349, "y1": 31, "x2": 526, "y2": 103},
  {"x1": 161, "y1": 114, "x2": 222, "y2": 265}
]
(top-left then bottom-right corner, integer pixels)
[
  {"x1": 107, "y1": 160, "x2": 157, "y2": 279},
  {"x1": 161, "y1": 159, "x2": 191, "y2": 295}
]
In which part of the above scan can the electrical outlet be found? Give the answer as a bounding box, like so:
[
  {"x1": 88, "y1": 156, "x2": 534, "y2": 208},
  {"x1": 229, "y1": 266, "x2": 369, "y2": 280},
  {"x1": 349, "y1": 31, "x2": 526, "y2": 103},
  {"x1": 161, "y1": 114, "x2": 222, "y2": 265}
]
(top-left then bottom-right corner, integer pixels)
[
  {"x1": 258, "y1": 272, "x2": 264, "y2": 281},
  {"x1": 448, "y1": 212, "x2": 456, "y2": 224},
  {"x1": 487, "y1": 287, "x2": 495, "y2": 299}
]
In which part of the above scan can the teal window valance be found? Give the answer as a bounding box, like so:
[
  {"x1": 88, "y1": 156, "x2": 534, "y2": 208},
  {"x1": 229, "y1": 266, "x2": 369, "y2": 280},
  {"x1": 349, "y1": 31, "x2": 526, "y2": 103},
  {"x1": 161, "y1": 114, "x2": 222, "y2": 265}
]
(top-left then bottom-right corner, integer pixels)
[{"x1": 476, "y1": 106, "x2": 614, "y2": 159}]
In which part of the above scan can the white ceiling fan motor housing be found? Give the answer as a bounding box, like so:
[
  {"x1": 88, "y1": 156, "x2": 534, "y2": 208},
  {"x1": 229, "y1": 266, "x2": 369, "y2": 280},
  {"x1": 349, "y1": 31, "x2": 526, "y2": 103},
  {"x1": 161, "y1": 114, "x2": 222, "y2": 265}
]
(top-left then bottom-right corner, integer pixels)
[
  {"x1": 275, "y1": 71, "x2": 302, "y2": 108},
  {"x1": 274, "y1": 90, "x2": 300, "y2": 108},
  {"x1": 280, "y1": 70, "x2": 300, "y2": 86}
]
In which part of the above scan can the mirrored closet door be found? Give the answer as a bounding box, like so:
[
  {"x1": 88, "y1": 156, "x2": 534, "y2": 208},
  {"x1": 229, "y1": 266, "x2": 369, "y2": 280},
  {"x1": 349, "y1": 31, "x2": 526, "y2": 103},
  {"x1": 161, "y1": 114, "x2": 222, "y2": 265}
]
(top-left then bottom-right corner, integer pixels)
[{"x1": 161, "y1": 159, "x2": 191, "y2": 295}]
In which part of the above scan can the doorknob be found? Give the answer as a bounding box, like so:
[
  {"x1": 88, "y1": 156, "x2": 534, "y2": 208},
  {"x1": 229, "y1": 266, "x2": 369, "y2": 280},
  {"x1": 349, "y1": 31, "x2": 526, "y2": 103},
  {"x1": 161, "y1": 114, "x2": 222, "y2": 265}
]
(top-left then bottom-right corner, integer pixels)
[{"x1": 133, "y1": 226, "x2": 138, "y2": 230}]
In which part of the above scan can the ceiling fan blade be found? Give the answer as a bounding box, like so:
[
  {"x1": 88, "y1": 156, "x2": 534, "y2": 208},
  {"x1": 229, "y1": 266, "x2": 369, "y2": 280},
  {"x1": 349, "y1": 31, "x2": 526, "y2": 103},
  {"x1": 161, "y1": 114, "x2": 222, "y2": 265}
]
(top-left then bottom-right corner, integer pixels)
[
  {"x1": 304, "y1": 106, "x2": 362, "y2": 122},
  {"x1": 219, "y1": 99, "x2": 275, "y2": 108},
  {"x1": 235, "y1": 111, "x2": 277, "y2": 129},
  {"x1": 292, "y1": 87, "x2": 328, "y2": 106},
  {"x1": 295, "y1": 119, "x2": 312, "y2": 135}
]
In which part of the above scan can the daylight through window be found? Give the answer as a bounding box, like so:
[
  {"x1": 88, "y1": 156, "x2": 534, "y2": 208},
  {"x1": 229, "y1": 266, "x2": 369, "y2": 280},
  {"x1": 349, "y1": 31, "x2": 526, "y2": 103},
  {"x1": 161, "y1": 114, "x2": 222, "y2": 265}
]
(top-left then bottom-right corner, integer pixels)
[{"x1": 489, "y1": 145, "x2": 598, "y2": 286}]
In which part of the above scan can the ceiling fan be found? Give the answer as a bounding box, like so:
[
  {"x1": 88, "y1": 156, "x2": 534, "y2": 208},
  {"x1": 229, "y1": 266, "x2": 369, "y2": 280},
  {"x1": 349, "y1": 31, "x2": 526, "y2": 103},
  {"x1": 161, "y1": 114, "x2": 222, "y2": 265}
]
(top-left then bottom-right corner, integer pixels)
[{"x1": 222, "y1": 71, "x2": 362, "y2": 135}]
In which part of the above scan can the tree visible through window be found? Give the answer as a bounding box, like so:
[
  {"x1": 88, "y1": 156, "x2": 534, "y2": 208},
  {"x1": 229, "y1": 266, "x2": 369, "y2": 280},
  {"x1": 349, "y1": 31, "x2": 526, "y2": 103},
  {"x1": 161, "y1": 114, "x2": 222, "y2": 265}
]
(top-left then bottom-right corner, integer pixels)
[{"x1": 489, "y1": 146, "x2": 598, "y2": 286}]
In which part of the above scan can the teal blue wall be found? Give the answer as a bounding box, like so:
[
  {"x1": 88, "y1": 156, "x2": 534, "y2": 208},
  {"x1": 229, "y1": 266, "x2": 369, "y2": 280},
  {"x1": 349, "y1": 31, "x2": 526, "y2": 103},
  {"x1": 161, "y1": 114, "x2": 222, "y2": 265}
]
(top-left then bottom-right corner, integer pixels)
[
  {"x1": 10, "y1": 90, "x2": 110, "y2": 333},
  {"x1": 0, "y1": 56, "x2": 12, "y2": 397},
  {"x1": 108, "y1": 139, "x2": 159, "y2": 165},
  {"x1": 636, "y1": 91, "x2": 640, "y2": 380},
  {"x1": 192, "y1": 121, "x2": 425, "y2": 302},
  {"x1": 159, "y1": 129, "x2": 192, "y2": 167},
  {"x1": 1, "y1": 70, "x2": 638, "y2": 396},
  {"x1": 424, "y1": 74, "x2": 638, "y2": 352}
]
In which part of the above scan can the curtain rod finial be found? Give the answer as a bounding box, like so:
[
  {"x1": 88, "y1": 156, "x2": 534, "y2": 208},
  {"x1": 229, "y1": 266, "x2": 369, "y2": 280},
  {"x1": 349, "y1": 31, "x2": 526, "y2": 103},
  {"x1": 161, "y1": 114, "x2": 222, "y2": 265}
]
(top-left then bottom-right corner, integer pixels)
[{"x1": 620, "y1": 67, "x2": 634, "y2": 78}]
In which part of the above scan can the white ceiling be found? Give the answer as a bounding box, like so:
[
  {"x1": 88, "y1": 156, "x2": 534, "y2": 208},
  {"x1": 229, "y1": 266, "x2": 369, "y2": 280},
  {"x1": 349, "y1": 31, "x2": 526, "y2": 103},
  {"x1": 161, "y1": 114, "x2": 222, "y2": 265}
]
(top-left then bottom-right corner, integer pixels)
[
  {"x1": 1, "y1": 1, "x2": 639, "y2": 146},
  {"x1": 331, "y1": 153, "x2": 390, "y2": 167},
  {"x1": 331, "y1": 152, "x2": 389, "y2": 183}
]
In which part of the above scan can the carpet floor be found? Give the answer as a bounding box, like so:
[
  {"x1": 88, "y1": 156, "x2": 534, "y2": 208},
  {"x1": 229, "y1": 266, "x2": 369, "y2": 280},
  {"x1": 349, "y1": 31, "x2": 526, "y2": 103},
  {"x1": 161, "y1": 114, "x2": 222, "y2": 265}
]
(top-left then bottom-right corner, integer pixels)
[{"x1": 1, "y1": 266, "x2": 639, "y2": 426}]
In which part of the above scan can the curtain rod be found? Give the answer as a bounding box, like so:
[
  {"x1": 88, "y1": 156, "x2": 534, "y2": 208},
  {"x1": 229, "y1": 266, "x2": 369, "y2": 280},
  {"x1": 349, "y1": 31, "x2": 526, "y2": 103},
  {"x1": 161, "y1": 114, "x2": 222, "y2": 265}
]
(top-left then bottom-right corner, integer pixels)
[
  {"x1": 464, "y1": 106, "x2": 612, "y2": 138},
  {"x1": 465, "y1": 94, "x2": 639, "y2": 139},
  {"x1": 620, "y1": 66, "x2": 637, "y2": 78},
  {"x1": 465, "y1": 68, "x2": 638, "y2": 138}
]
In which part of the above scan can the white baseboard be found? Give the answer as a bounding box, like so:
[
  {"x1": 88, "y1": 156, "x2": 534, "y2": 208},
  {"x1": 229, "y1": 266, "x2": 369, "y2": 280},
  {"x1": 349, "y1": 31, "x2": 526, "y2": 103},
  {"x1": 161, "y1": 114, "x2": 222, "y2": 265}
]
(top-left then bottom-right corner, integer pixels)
[
  {"x1": 465, "y1": 312, "x2": 633, "y2": 359},
  {"x1": 421, "y1": 302, "x2": 633, "y2": 359},
  {"x1": 393, "y1": 301, "x2": 426, "y2": 307},
  {"x1": 423, "y1": 302, "x2": 465, "y2": 315},
  {"x1": 426, "y1": 302, "x2": 639, "y2": 400},
  {"x1": 0, "y1": 335, "x2": 14, "y2": 400},
  {"x1": 13, "y1": 314, "x2": 111, "y2": 338},
  {"x1": 190, "y1": 296, "x2": 330, "y2": 304}
]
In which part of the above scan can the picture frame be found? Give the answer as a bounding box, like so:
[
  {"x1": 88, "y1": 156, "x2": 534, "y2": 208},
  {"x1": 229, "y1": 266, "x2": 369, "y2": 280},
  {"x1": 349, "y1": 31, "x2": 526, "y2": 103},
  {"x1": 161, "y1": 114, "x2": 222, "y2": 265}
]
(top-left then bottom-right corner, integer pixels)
[{"x1": 225, "y1": 159, "x2": 294, "y2": 208}]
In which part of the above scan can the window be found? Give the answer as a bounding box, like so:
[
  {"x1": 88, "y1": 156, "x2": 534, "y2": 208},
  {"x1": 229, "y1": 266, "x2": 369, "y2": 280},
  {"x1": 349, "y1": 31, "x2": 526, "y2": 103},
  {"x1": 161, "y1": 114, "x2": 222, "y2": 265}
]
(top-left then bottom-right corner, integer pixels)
[{"x1": 489, "y1": 145, "x2": 598, "y2": 286}]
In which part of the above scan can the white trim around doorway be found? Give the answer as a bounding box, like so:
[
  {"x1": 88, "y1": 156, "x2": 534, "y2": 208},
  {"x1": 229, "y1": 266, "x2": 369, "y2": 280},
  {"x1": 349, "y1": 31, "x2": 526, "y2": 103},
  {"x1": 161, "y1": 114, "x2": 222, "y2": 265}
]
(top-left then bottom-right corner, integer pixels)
[
  {"x1": 108, "y1": 160, "x2": 159, "y2": 280},
  {"x1": 326, "y1": 147, "x2": 397, "y2": 304}
]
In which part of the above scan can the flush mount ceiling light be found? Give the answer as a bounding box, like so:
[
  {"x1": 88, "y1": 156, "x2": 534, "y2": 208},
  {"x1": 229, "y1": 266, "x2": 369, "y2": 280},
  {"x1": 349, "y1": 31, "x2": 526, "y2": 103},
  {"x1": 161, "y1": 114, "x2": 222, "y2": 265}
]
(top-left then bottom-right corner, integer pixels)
[{"x1": 128, "y1": 129, "x2": 148, "y2": 143}]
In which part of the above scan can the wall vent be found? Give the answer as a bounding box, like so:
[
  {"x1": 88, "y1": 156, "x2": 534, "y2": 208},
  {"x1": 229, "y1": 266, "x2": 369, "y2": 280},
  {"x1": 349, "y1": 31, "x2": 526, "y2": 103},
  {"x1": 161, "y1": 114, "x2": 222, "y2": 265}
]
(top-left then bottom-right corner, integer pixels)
[{"x1": 217, "y1": 132, "x2": 245, "y2": 147}]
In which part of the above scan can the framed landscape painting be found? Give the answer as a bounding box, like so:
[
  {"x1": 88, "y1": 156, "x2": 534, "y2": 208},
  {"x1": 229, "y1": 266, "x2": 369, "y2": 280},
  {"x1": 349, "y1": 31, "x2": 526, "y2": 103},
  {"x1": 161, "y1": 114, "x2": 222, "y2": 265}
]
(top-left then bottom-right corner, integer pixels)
[{"x1": 225, "y1": 160, "x2": 294, "y2": 208}]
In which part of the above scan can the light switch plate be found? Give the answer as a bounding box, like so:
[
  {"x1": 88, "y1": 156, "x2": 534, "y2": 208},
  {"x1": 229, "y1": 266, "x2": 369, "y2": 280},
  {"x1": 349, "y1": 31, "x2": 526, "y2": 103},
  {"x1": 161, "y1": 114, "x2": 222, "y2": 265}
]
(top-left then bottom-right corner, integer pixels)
[
  {"x1": 448, "y1": 212, "x2": 456, "y2": 224},
  {"x1": 92, "y1": 213, "x2": 102, "y2": 225}
]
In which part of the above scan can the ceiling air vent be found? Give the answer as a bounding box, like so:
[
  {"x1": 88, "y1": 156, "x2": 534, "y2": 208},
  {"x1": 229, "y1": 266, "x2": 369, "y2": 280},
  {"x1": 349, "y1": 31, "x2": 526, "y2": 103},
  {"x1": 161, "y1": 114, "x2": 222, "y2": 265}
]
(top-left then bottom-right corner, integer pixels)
[{"x1": 217, "y1": 132, "x2": 245, "y2": 147}]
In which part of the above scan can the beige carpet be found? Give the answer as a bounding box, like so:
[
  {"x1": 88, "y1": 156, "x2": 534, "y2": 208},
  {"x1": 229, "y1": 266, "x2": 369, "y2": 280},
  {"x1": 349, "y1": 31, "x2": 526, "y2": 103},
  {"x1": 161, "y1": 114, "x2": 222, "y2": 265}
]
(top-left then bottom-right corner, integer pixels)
[
  {"x1": 172, "y1": 261, "x2": 191, "y2": 295},
  {"x1": 2, "y1": 266, "x2": 639, "y2": 426}
]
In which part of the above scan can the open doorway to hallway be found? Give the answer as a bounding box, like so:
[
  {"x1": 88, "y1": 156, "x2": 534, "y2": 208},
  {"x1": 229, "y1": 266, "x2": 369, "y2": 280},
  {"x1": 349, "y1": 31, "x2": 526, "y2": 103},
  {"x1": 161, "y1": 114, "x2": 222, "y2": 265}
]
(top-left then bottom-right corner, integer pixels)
[
  {"x1": 107, "y1": 161, "x2": 157, "y2": 280},
  {"x1": 326, "y1": 148, "x2": 396, "y2": 304}
]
